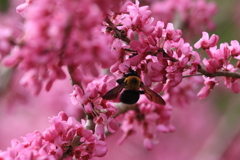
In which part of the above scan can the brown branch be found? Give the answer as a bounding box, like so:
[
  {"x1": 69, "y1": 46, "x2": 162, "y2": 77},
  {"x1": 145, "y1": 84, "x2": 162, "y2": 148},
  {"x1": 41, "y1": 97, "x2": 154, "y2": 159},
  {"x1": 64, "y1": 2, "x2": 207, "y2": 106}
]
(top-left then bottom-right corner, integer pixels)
[
  {"x1": 58, "y1": 17, "x2": 73, "y2": 58},
  {"x1": 60, "y1": 135, "x2": 82, "y2": 160},
  {"x1": 197, "y1": 65, "x2": 240, "y2": 78},
  {"x1": 67, "y1": 65, "x2": 85, "y2": 94},
  {"x1": 183, "y1": 74, "x2": 203, "y2": 78},
  {"x1": 85, "y1": 113, "x2": 95, "y2": 131},
  {"x1": 160, "y1": 48, "x2": 240, "y2": 79},
  {"x1": 106, "y1": 17, "x2": 240, "y2": 80},
  {"x1": 105, "y1": 18, "x2": 131, "y2": 44},
  {"x1": 158, "y1": 48, "x2": 179, "y2": 62}
]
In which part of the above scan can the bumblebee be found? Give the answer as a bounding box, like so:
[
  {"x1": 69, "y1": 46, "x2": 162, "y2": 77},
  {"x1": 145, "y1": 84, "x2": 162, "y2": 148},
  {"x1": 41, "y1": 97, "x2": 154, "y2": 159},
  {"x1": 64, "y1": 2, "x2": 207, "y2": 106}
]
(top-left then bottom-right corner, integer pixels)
[{"x1": 102, "y1": 69, "x2": 166, "y2": 105}]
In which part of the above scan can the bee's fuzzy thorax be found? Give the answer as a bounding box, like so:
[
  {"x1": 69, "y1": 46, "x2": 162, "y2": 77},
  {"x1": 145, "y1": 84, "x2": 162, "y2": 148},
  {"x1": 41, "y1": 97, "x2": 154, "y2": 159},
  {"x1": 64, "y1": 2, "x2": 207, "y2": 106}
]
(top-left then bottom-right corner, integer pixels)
[{"x1": 124, "y1": 76, "x2": 141, "y2": 90}]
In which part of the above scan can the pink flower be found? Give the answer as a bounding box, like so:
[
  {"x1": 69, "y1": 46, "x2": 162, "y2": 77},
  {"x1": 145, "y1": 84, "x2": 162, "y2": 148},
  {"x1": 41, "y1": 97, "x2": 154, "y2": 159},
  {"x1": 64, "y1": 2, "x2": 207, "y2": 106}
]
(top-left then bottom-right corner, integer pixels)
[
  {"x1": 225, "y1": 77, "x2": 240, "y2": 93},
  {"x1": 151, "y1": 0, "x2": 217, "y2": 41},
  {"x1": 202, "y1": 58, "x2": 223, "y2": 74},
  {"x1": 0, "y1": 111, "x2": 109, "y2": 159},
  {"x1": 3, "y1": 0, "x2": 122, "y2": 95},
  {"x1": 118, "y1": 111, "x2": 137, "y2": 145},
  {"x1": 2, "y1": 0, "x2": 240, "y2": 157},
  {"x1": 115, "y1": 0, "x2": 156, "y2": 37},
  {"x1": 143, "y1": 138, "x2": 153, "y2": 150},
  {"x1": 194, "y1": 32, "x2": 219, "y2": 49},
  {"x1": 165, "y1": 71, "x2": 183, "y2": 88},
  {"x1": 230, "y1": 79, "x2": 240, "y2": 93},
  {"x1": 165, "y1": 23, "x2": 182, "y2": 42},
  {"x1": 107, "y1": 117, "x2": 119, "y2": 133},
  {"x1": 93, "y1": 140, "x2": 108, "y2": 157},
  {"x1": 70, "y1": 84, "x2": 84, "y2": 105},
  {"x1": 117, "y1": 95, "x2": 174, "y2": 150},
  {"x1": 229, "y1": 40, "x2": 240, "y2": 58},
  {"x1": 197, "y1": 85, "x2": 211, "y2": 99},
  {"x1": 70, "y1": 75, "x2": 119, "y2": 140},
  {"x1": 197, "y1": 77, "x2": 218, "y2": 99},
  {"x1": 16, "y1": 0, "x2": 32, "y2": 15},
  {"x1": 165, "y1": 74, "x2": 202, "y2": 106}
]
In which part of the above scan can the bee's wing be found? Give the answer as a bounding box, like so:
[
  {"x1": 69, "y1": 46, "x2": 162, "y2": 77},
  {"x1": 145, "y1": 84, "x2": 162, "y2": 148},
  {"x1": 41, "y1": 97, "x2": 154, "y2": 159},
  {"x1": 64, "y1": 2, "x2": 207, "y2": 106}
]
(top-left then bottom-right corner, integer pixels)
[
  {"x1": 140, "y1": 83, "x2": 166, "y2": 105},
  {"x1": 102, "y1": 83, "x2": 125, "y2": 100}
]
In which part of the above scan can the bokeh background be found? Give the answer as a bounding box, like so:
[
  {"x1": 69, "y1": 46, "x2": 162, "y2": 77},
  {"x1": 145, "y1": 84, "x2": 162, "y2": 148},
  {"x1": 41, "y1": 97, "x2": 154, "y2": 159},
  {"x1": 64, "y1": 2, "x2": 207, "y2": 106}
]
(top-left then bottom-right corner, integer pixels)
[{"x1": 1, "y1": 0, "x2": 240, "y2": 160}]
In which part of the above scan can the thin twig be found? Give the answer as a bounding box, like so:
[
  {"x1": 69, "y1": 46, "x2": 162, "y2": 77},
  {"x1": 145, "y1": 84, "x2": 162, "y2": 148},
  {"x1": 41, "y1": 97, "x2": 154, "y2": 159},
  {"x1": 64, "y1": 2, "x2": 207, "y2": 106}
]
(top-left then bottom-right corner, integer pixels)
[
  {"x1": 67, "y1": 65, "x2": 85, "y2": 94},
  {"x1": 197, "y1": 65, "x2": 240, "y2": 78},
  {"x1": 85, "y1": 113, "x2": 95, "y2": 131},
  {"x1": 183, "y1": 74, "x2": 203, "y2": 78},
  {"x1": 105, "y1": 18, "x2": 131, "y2": 44}
]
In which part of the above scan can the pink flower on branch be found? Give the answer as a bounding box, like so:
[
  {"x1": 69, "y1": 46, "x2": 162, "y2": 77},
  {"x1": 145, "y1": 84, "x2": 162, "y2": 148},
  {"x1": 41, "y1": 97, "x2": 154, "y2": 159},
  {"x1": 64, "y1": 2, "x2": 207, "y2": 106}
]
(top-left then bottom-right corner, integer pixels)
[
  {"x1": 150, "y1": 0, "x2": 217, "y2": 40},
  {"x1": 3, "y1": 0, "x2": 121, "y2": 94},
  {"x1": 194, "y1": 32, "x2": 219, "y2": 50},
  {"x1": 2, "y1": 0, "x2": 240, "y2": 158},
  {"x1": 0, "y1": 112, "x2": 108, "y2": 159},
  {"x1": 197, "y1": 77, "x2": 218, "y2": 99},
  {"x1": 229, "y1": 40, "x2": 240, "y2": 58},
  {"x1": 70, "y1": 75, "x2": 119, "y2": 140},
  {"x1": 197, "y1": 40, "x2": 240, "y2": 95},
  {"x1": 106, "y1": 0, "x2": 203, "y2": 97},
  {"x1": 118, "y1": 98, "x2": 174, "y2": 150}
]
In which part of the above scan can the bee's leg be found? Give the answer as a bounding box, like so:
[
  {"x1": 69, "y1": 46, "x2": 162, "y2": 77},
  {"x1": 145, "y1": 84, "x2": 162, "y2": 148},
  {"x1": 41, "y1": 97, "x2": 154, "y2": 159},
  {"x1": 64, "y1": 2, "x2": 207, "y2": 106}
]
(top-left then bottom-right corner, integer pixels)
[
  {"x1": 138, "y1": 91, "x2": 145, "y2": 94},
  {"x1": 117, "y1": 78, "x2": 125, "y2": 84}
]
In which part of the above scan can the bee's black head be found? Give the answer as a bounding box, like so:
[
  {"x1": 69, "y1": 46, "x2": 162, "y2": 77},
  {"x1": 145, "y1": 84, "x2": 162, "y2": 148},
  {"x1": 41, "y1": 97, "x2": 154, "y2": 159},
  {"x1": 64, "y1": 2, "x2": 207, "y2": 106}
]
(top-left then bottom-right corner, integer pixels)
[{"x1": 124, "y1": 68, "x2": 140, "y2": 78}]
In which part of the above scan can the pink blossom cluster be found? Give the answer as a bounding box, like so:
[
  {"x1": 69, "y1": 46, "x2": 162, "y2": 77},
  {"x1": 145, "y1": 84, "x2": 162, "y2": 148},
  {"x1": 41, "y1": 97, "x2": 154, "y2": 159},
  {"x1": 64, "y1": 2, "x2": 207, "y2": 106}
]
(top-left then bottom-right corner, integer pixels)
[
  {"x1": 0, "y1": 112, "x2": 107, "y2": 160},
  {"x1": 107, "y1": 0, "x2": 201, "y2": 102},
  {"x1": 149, "y1": 0, "x2": 217, "y2": 40},
  {"x1": 118, "y1": 97, "x2": 175, "y2": 150},
  {"x1": 2, "y1": 0, "x2": 125, "y2": 95},
  {"x1": 68, "y1": 0, "x2": 205, "y2": 151},
  {"x1": 71, "y1": 75, "x2": 119, "y2": 140},
  {"x1": 98, "y1": 0, "x2": 240, "y2": 150},
  {"x1": 95, "y1": 0, "x2": 201, "y2": 148},
  {"x1": 1, "y1": 0, "x2": 240, "y2": 159},
  {"x1": 105, "y1": 0, "x2": 240, "y2": 102},
  {"x1": 195, "y1": 32, "x2": 240, "y2": 98},
  {"x1": 164, "y1": 75, "x2": 203, "y2": 107}
]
